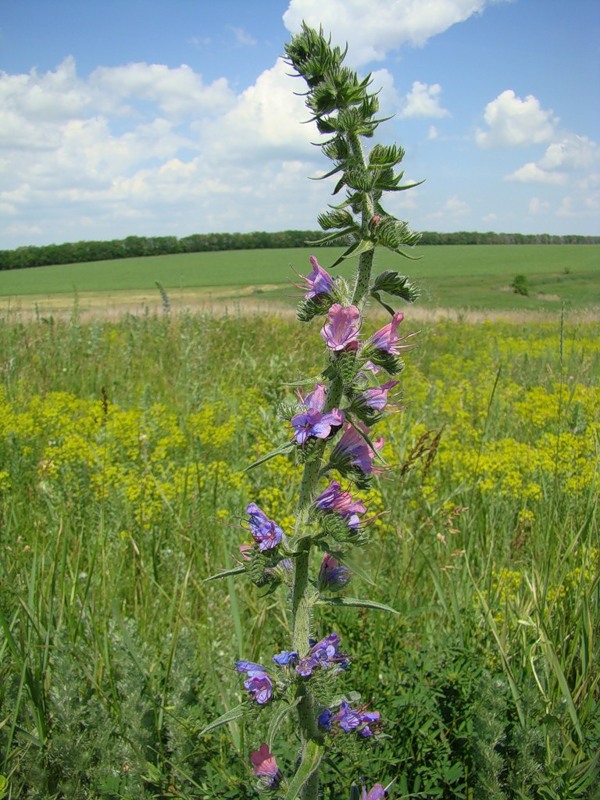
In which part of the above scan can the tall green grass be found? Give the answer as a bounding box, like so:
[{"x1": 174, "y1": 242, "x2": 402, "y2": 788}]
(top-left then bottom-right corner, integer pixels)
[{"x1": 0, "y1": 308, "x2": 598, "y2": 798}]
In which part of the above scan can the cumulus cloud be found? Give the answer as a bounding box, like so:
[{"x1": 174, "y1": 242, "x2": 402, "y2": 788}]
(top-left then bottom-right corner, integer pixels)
[
  {"x1": 506, "y1": 163, "x2": 566, "y2": 185},
  {"x1": 399, "y1": 81, "x2": 450, "y2": 118},
  {"x1": 505, "y1": 134, "x2": 599, "y2": 187},
  {"x1": 476, "y1": 90, "x2": 558, "y2": 148},
  {"x1": 283, "y1": 0, "x2": 508, "y2": 65},
  {"x1": 0, "y1": 55, "x2": 332, "y2": 247}
]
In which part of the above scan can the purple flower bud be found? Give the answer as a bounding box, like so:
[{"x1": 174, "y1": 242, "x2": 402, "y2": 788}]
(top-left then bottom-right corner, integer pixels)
[
  {"x1": 321, "y1": 304, "x2": 361, "y2": 352},
  {"x1": 367, "y1": 312, "x2": 404, "y2": 355},
  {"x1": 300, "y1": 256, "x2": 336, "y2": 299},
  {"x1": 331, "y1": 423, "x2": 384, "y2": 475},
  {"x1": 318, "y1": 708, "x2": 333, "y2": 730},
  {"x1": 250, "y1": 743, "x2": 282, "y2": 789},
  {"x1": 318, "y1": 553, "x2": 351, "y2": 591},
  {"x1": 245, "y1": 503, "x2": 283, "y2": 551},
  {"x1": 235, "y1": 661, "x2": 273, "y2": 705},
  {"x1": 272, "y1": 650, "x2": 299, "y2": 666}
]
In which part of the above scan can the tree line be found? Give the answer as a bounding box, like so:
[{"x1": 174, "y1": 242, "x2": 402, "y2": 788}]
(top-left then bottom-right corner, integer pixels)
[{"x1": 0, "y1": 229, "x2": 598, "y2": 271}]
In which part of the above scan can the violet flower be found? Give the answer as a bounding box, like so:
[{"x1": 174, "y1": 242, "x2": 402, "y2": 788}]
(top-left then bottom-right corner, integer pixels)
[
  {"x1": 296, "y1": 633, "x2": 349, "y2": 677},
  {"x1": 245, "y1": 503, "x2": 283, "y2": 551},
  {"x1": 334, "y1": 700, "x2": 380, "y2": 737},
  {"x1": 272, "y1": 650, "x2": 299, "y2": 666},
  {"x1": 330, "y1": 423, "x2": 384, "y2": 475},
  {"x1": 362, "y1": 785, "x2": 387, "y2": 800},
  {"x1": 314, "y1": 480, "x2": 366, "y2": 530},
  {"x1": 318, "y1": 553, "x2": 351, "y2": 591},
  {"x1": 291, "y1": 383, "x2": 344, "y2": 445},
  {"x1": 321, "y1": 304, "x2": 361, "y2": 352},
  {"x1": 300, "y1": 255, "x2": 335, "y2": 299},
  {"x1": 355, "y1": 380, "x2": 399, "y2": 413},
  {"x1": 250, "y1": 743, "x2": 282, "y2": 789},
  {"x1": 235, "y1": 661, "x2": 273, "y2": 705},
  {"x1": 366, "y1": 311, "x2": 405, "y2": 355},
  {"x1": 318, "y1": 708, "x2": 333, "y2": 730}
]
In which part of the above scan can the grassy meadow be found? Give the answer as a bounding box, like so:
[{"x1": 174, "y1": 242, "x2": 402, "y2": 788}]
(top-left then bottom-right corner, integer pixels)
[
  {"x1": 0, "y1": 299, "x2": 598, "y2": 798},
  {"x1": 0, "y1": 244, "x2": 598, "y2": 314}
]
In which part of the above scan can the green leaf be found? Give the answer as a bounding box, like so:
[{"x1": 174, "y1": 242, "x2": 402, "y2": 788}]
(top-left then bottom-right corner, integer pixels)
[
  {"x1": 284, "y1": 740, "x2": 324, "y2": 800},
  {"x1": 203, "y1": 566, "x2": 246, "y2": 584},
  {"x1": 315, "y1": 596, "x2": 399, "y2": 614},
  {"x1": 244, "y1": 441, "x2": 295, "y2": 471},
  {"x1": 267, "y1": 697, "x2": 301, "y2": 749},
  {"x1": 372, "y1": 270, "x2": 420, "y2": 303},
  {"x1": 330, "y1": 238, "x2": 374, "y2": 267},
  {"x1": 200, "y1": 702, "x2": 247, "y2": 736}
]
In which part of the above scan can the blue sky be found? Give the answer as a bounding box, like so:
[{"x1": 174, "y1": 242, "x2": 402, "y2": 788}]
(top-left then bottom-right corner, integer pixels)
[{"x1": 1, "y1": 0, "x2": 599, "y2": 248}]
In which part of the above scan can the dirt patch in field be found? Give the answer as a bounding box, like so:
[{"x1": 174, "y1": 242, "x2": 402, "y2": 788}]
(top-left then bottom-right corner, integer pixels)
[{"x1": 0, "y1": 287, "x2": 598, "y2": 325}]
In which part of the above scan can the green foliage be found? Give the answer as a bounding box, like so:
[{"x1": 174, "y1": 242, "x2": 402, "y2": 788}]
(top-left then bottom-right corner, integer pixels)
[
  {"x1": 0, "y1": 312, "x2": 598, "y2": 796},
  {"x1": 511, "y1": 273, "x2": 530, "y2": 296}
]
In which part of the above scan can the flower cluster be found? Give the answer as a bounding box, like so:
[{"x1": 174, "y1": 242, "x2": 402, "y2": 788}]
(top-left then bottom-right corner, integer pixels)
[{"x1": 296, "y1": 633, "x2": 349, "y2": 678}]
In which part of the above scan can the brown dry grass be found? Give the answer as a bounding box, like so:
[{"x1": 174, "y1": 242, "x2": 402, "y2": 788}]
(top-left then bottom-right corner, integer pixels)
[{"x1": 1, "y1": 286, "x2": 598, "y2": 325}]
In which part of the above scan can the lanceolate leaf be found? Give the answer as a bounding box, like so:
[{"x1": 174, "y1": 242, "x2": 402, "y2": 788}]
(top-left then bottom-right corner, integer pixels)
[
  {"x1": 199, "y1": 703, "x2": 247, "y2": 736},
  {"x1": 315, "y1": 596, "x2": 399, "y2": 614},
  {"x1": 330, "y1": 238, "x2": 374, "y2": 267},
  {"x1": 244, "y1": 441, "x2": 295, "y2": 471},
  {"x1": 203, "y1": 566, "x2": 246, "y2": 583},
  {"x1": 284, "y1": 740, "x2": 324, "y2": 800}
]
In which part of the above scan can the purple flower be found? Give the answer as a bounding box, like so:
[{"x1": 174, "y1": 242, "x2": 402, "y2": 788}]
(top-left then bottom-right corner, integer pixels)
[
  {"x1": 296, "y1": 633, "x2": 349, "y2": 677},
  {"x1": 272, "y1": 650, "x2": 299, "y2": 666},
  {"x1": 250, "y1": 743, "x2": 282, "y2": 789},
  {"x1": 318, "y1": 554, "x2": 351, "y2": 591},
  {"x1": 321, "y1": 304, "x2": 361, "y2": 352},
  {"x1": 291, "y1": 383, "x2": 344, "y2": 445},
  {"x1": 318, "y1": 708, "x2": 333, "y2": 730},
  {"x1": 334, "y1": 701, "x2": 381, "y2": 737},
  {"x1": 300, "y1": 256, "x2": 336, "y2": 299},
  {"x1": 362, "y1": 785, "x2": 387, "y2": 800},
  {"x1": 235, "y1": 660, "x2": 273, "y2": 705},
  {"x1": 356, "y1": 380, "x2": 399, "y2": 413},
  {"x1": 314, "y1": 480, "x2": 366, "y2": 529},
  {"x1": 331, "y1": 423, "x2": 384, "y2": 475},
  {"x1": 367, "y1": 312, "x2": 404, "y2": 355},
  {"x1": 245, "y1": 503, "x2": 283, "y2": 551}
]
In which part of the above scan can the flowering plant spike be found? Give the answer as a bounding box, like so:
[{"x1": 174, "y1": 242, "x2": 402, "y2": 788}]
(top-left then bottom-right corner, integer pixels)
[{"x1": 204, "y1": 23, "x2": 421, "y2": 799}]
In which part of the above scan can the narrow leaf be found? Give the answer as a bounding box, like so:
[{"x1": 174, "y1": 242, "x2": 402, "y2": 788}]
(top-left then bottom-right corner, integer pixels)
[
  {"x1": 200, "y1": 703, "x2": 247, "y2": 736},
  {"x1": 244, "y1": 441, "x2": 295, "y2": 471},
  {"x1": 315, "y1": 596, "x2": 399, "y2": 614},
  {"x1": 203, "y1": 566, "x2": 246, "y2": 584},
  {"x1": 330, "y1": 238, "x2": 374, "y2": 267},
  {"x1": 284, "y1": 740, "x2": 324, "y2": 800}
]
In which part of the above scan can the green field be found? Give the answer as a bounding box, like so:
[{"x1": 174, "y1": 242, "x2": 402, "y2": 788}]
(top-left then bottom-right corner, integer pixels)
[
  {"x1": 0, "y1": 244, "x2": 598, "y2": 312},
  {"x1": 0, "y1": 309, "x2": 598, "y2": 798}
]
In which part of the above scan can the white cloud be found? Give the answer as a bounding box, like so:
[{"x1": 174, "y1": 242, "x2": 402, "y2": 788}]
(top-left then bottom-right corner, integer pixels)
[
  {"x1": 506, "y1": 162, "x2": 566, "y2": 185},
  {"x1": 476, "y1": 90, "x2": 558, "y2": 148},
  {"x1": 283, "y1": 0, "x2": 508, "y2": 65},
  {"x1": 427, "y1": 125, "x2": 439, "y2": 140},
  {"x1": 399, "y1": 81, "x2": 450, "y2": 118}
]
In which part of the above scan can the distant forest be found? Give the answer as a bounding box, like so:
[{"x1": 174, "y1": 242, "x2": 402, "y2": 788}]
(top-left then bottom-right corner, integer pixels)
[{"x1": 1, "y1": 229, "x2": 598, "y2": 271}]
